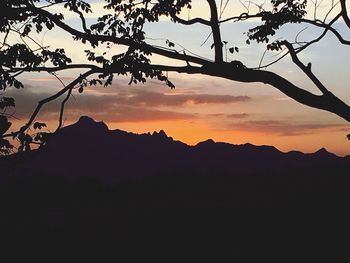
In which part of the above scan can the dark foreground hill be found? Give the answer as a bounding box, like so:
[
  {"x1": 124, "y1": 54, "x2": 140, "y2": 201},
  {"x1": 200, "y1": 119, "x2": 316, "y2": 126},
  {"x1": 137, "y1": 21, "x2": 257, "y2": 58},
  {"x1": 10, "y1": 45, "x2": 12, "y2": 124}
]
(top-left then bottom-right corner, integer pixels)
[{"x1": 1, "y1": 116, "x2": 350, "y2": 260}]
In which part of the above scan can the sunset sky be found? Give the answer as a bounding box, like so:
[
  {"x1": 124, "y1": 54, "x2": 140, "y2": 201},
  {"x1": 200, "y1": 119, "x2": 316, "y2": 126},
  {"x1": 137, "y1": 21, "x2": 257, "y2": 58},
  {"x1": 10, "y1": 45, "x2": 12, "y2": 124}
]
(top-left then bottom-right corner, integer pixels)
[{"x1": 7, "y1": 0, "x2": 350, "y2": 156}]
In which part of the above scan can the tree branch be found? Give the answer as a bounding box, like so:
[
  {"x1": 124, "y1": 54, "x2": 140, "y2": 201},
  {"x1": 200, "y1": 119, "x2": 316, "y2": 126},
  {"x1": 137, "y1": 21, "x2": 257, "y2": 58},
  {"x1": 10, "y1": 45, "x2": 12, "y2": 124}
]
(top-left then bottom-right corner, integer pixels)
[
  {"x1": 55, "y1": 86, "x2": 73, "y2": 132},
  {"x1": 6, "y1": 1, "x2": 350, "y2": 129},
  {"x1": 3, "y1": 70, "x2": 96, "y2": 138},
  {"x1": 149, "y1": 63, "x2": 350, "y2": 123},
  {"x1": 207, "y1": 0, "x2": 223, "y2": 63},
  {"x1": 219, "y1": 13, "x2": 263, "y2": 23},
  {"x1": 340, "y1": 0, "x2": 350, "y2": 29},
  {"x1": 283, "y1": 41, "x2": 330, "y2": 95},
  {"x1": 171, "y1": 14, "x2": 211, "y2": 26},
  {"x1": 301, "y1": 14, "x2": 350, "y2": 46},
  {"x1": 30, "y1": 6, "x2": 212, "y2": 66},
  {"x1": 9, "y1": 64, "x2": 101, "y2": 73},
  {"x1": 70, "y1": 5, "x2": 90, "y2": 33}
]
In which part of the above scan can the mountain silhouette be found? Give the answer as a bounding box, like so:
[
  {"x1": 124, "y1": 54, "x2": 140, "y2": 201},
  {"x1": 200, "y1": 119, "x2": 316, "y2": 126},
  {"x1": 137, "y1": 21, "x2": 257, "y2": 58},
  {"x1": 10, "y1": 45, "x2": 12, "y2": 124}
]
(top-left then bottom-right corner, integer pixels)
[
  {"x1": 1, "y1": 116, "x2": 350, "y2": 260},
  {"x1": 1, "y1": 116, "x2": 348, "y2": 181}
]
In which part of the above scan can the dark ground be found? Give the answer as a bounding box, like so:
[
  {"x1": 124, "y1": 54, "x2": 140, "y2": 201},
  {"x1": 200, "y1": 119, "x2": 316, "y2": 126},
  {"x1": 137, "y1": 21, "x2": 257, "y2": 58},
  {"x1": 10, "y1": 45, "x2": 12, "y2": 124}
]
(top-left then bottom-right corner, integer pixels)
[{"x1": 1, "y1": 170, "x2": 350, "y2": 261}]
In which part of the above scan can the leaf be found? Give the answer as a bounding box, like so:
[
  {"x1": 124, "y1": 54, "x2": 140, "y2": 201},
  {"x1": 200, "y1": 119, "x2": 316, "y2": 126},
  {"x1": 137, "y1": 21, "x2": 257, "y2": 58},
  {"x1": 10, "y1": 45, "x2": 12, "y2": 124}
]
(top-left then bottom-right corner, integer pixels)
[
  {"x1": 95, "y1": 56, "x2": 105, "y2": 63},
  {"x1": 0, "y1": 97, "x2": 15, "y2": 110},
  {"x1": 0, "y1": 138, "x2": 13, "y2": 155},
  {"x1": 35, "y1": 24, "x2": 43, "y2": 33},
  {"x1": 34, "y1": 132, "x2": 51, "y2": 145},
  {"x1": 229, "y1": 46, "x2": 239, "y2": 53},
  {"x1": 0, "y1": 115, "x2": 11, "y2": 135},
  {"x1": 33, "y1": 122, "x2": 47, "y2": 130},
  {"x1": 166, "y1": 39, "x2": 175, "y2": 48}
]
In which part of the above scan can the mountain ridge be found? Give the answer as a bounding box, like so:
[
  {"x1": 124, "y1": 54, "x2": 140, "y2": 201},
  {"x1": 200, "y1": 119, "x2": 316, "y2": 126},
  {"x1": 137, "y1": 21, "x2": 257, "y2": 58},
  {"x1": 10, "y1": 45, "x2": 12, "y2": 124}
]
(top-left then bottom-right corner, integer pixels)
[
  {"x1": 1, "y1": 116, "x2": 348, "y2": 180},
  {"x1": 73, "y1": 116, "x2": 339, "y2": 155}
]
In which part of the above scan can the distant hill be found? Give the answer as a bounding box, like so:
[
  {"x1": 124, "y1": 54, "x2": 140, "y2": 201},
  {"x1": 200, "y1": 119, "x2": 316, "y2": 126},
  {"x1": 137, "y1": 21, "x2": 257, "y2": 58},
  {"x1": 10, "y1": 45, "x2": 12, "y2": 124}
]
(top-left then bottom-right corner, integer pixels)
[{"x1": 1, "y1": 116, "x2": 349, "y2": 180}]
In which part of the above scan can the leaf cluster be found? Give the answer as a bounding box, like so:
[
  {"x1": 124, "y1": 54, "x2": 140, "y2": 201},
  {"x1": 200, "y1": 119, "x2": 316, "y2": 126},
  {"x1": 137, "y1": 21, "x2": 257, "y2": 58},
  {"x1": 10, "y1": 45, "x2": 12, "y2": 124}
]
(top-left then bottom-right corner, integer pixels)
[
  {"x1": 0, "y1": 96, "x2": 15, "y2": 154},
  {"x1": 248, "y1": 0, "x2": 307, "y2": 43}
]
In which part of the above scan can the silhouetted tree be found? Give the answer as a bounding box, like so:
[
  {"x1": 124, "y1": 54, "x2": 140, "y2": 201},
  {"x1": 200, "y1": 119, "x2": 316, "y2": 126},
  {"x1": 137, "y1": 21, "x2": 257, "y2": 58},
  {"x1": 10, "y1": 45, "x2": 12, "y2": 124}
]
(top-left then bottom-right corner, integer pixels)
[{"x1": 1, "y1": 0, "x2": 350, "y2": 153}]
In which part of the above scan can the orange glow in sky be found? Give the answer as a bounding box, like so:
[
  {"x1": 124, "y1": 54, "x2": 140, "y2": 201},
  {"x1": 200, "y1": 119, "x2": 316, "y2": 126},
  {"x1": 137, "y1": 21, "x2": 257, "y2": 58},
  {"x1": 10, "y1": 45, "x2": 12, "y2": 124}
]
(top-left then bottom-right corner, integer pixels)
[{"x1": 107, "y1": 119, "x2": 350, "y2": 156}]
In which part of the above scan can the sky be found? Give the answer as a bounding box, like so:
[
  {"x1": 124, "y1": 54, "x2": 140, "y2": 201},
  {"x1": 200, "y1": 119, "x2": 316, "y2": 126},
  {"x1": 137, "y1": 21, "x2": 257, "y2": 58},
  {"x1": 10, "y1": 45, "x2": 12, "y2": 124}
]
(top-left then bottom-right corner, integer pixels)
[{"x1": 5, "y1": 0, "x2": 350, "y2": 156}]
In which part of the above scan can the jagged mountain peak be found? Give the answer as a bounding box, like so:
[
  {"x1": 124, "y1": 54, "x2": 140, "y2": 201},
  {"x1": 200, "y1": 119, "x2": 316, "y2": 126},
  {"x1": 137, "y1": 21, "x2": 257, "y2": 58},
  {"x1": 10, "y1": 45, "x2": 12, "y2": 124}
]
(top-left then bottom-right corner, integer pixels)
[
  {"x1": 313, "y1": 147, "x2": 338, "y2": 158},
  {"x1": 76, "y1": 115, "x2": 108, "y2": 131},
  {"x1": 196, "y1": 139, "x2": 215, "y2": 147},
  {"x1": 151, "y1": 129, "x2": 173, "y2": 141},
  {"x1": 152, "y1": 129, "x2": 167, "y2": 137}
]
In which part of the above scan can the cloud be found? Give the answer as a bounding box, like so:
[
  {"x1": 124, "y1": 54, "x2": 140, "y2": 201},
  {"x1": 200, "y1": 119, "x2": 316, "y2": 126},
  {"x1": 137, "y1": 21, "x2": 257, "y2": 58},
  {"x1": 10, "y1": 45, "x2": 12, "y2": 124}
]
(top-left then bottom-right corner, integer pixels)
[
  {"x1": 62, "y1": 91, "x2": 206, "y2": 122},
  {"x1": 3, "y1": 80, "x2": 251, "y2": 128},
  {"x1": 5, "y1": 83, "x2": 250, "y2": 116},
  {"x1": 28, "y1": 76, "x2": 75, "y2": 82},
  {"x1": 125, "y1": 90, "x2": 250, "y2": 106},
  {"x1": 207, "y1": 113, "x2": 225, "y2": 117},
  {"x1": 2, "y1": 87, "x2": 56, "y2": 119},
  {"x1": 227, "y1": 113, "x2": 249, "y2": 119},
  {"x1": 63, "y1": 105, "x2": 195, "y2": 123},
  {"x1": 273, "y1": 97, "x2": 293, "y2": 101},
  {"x1": 86, "y1": 88, "x2": 251, "y2": 107},
  {"x1": 4, "y1": 88, "x2": 196, "y2": 123},
  {"x1": 228, "y1": 119, "x2": 348, "y2": 136}
]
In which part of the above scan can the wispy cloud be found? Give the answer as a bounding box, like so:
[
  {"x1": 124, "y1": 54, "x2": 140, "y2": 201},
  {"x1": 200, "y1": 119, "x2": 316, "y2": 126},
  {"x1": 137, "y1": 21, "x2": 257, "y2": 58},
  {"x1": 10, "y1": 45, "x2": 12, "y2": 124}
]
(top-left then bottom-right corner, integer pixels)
[
  {"x1": 5, "y1": 88, "x2": 197, "y2": 123},
  {"x1": 85, "y1": 86, "x2": 251, "y2": 106},
  {"x1": 227, "y1": 113, "x2": 249, "y2": 119},
  {"x1": 119, "y1": 90, "x2": 250, "y2": 107},
  {"x1": 227, "y1": 119, "x2": 348, "y2": 136},
  {"x1": 63, "y1": 105, "x2": 195, "y2": 123},
  {"x1": 28, "y1": 76, "x2": 75, "y2": 82}
]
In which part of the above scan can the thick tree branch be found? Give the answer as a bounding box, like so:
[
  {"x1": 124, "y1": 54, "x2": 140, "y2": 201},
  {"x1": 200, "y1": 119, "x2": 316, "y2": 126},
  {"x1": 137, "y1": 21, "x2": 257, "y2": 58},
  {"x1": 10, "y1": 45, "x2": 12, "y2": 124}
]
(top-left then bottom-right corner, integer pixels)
[
  {"x1": 149, "y1": 63, "x2": 350, "y2": 123},
  {"x1": 207, "y1": 0, "x2": 223, "y2": 63},
  {"x1": 340, "y1": 0, "x2": 350, "y2": 29}
]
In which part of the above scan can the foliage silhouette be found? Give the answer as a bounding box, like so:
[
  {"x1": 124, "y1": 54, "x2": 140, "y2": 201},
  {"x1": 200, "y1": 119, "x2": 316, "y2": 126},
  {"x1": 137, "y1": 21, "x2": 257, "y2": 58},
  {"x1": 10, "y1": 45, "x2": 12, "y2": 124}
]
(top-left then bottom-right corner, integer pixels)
[{"x1": 1, "y1": 0, "x2": 350, "y2": 152}]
